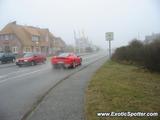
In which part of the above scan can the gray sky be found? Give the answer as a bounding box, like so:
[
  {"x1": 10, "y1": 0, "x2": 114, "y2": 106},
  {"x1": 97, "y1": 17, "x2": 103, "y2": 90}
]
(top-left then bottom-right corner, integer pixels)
[{"x1": 0, "y1": 0, "x2": 160, "y2": 49}]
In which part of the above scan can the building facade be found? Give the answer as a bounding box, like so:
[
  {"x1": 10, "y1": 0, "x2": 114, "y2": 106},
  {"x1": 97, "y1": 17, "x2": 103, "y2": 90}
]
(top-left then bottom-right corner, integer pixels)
[
  {"x1": 145, "y1": 33, "x2": 160, "y2": 43},
  {"x1": 0, "y1": 21, "x2": 66, "y2": 55}
]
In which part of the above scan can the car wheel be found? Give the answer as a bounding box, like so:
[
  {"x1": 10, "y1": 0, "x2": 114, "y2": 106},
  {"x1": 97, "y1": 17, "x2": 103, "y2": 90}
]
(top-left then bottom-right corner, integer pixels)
[
  {"x1": 63, "y1": 66, "x2": 68, "y2": 69},
  {"x1": 72, "y1": 61, "x2": 76, "y2": 68},
  {"x1": 18, "y1": 65, "x2": 22, "y2": 67},
  {"x1": 31, "y1": 61, "x2": 35, "y2": 66},
  {"x1": 42, "y1": 59, "x2": 46, "y2": 64},
  {"x1": 79, "y1": 58, "x2": 82, "y2": 66},
  {"x1": 53, "y1": 64, "x2": 58, "y2": 69},
  {"x1": 12, "y1": 58, "x2": 15, "y2": 63}
]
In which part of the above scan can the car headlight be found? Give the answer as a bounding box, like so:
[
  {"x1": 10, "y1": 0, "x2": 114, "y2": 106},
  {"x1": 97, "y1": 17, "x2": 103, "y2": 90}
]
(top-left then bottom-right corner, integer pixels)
[
  {"x1": 24, "y1": 59, "x2": 28, "y2": 62},
  {"x1": 16, "y1": 59, "x2": 19, "y2": 62}
]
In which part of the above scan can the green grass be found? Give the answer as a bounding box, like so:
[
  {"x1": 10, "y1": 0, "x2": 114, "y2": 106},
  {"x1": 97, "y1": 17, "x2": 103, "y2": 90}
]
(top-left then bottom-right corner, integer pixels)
[{"x1": 85, "y1": 61, "x2": 160, "y2": 120}]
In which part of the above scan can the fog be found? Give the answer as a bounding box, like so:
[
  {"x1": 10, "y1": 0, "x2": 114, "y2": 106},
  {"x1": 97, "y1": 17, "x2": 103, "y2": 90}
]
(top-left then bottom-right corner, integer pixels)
[{"x1": 0, "y1": 0, "x2": 160, "y2": 49}]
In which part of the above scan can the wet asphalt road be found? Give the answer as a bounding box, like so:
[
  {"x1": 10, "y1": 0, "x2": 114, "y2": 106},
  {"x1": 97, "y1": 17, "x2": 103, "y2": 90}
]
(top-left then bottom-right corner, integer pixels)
[{"x1": 0, "y1": 51, "x2": 107, "y2": 120}]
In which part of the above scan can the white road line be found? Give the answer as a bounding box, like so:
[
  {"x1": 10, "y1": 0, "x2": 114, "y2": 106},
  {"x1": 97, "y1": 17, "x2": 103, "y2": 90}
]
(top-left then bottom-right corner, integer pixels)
[
  {"x1": 0, "y1": 69, "x2": 34, "y2": 78},
  {"x1": 0, "y1": 54, "x2": 106, "y2": 85},
  {"x1": 0, "y1": 64, "x2": 48, "y2": 79},
  {"x1": 0, "y1": 67, "x2": 49, "y2": 84},
  {"x1": 0, "y1": 75, "x2": 3, "y2": 78}
]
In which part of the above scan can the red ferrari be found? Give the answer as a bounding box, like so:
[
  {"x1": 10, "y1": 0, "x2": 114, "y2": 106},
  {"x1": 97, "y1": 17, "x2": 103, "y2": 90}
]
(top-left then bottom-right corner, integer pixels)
[{"x1": 51, "y1": 53, "x2": 82, "y2": 69}]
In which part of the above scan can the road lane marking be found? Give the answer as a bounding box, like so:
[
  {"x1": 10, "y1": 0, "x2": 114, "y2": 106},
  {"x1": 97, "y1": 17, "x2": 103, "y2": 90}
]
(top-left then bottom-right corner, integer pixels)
[
  {"x1": 0, "y1": 64, "x2": 49, "y2": 79},
  {"x1": 0, "y1": 54, "x2": 102, "y2": 79},
  {"x1": 0, "y1": 75, "x2": 3, "y2": 78},
  {"x1": 20, "y1": 55, "x2": 107, "y2": 120},
  {"x1": 0, "y1": 53, "x2": 106, "y2": 85},
  {"x1": 0, "y1": 67, "x2": 49, "y2": 84},
  {"x1": 0, "y1": 69, "x2": 34, "y2": 78}
]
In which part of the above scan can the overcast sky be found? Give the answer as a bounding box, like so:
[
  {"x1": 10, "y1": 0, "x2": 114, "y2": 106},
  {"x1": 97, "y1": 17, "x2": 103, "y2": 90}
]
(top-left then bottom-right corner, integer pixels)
[{"x1": 0, "y1": 0, "x2": 160, "y2": 49}]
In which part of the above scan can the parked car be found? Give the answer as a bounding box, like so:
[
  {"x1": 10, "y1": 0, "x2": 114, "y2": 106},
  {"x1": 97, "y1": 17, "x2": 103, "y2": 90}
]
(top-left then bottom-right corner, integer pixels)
[
  {"x1": 16, "y1": 52, "x2": 46, "y2": 67},
  {"x1": 51, "y1": 52, "x2": 82, "y2": 69},
  {"x1": 0, "y1": 53, "x2": 16, "y2": 64}
]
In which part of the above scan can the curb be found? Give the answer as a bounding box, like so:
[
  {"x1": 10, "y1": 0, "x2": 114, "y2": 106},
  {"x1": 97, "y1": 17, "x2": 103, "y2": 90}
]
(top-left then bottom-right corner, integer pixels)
[{"x1": 21, "y1": 55, "x2": 107, "y2": 120}]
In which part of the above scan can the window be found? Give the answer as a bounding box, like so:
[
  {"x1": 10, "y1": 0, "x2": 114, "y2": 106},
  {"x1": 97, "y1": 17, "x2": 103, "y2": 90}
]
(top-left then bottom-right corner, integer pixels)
[
  {"x1": 0, "y1": 34, "x2": 13, "y2": 40},
  {"x1": 5, "y1": 46, "x2": 11, "y2": 52},
  {"x1": 0, "y1": 35, "x2": 4, "y2": 40},
  {"x1": 24, "y1": 47, "x2": 30, "y2": 52},
  {"x1": 9, "y1": 34, "x2": 13, "y2": 40},
  {"x1": 12, "y1": 47, "x2": 18, "y2": 53},
  {"x1": 24, "y1": 53, "x2": 34, "y2": 57},
  {"x1": 5, "y1": 35, "x2": 9, "y2": 40},
  {"x1": 32, "y1": 35, "x2": 39, "y2": 42}
]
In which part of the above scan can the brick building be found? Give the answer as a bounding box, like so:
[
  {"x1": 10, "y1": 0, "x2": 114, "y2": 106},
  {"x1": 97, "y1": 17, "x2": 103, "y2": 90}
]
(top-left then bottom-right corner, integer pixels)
[{"x1": 0, "y1": 21, "x2": 66, "y2": 55}]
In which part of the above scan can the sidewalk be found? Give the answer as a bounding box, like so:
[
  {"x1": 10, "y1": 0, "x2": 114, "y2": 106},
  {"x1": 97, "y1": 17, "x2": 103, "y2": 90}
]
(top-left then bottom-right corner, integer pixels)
[{"x1": 26, "y1": 57, "x2": 107, "y2": 120}]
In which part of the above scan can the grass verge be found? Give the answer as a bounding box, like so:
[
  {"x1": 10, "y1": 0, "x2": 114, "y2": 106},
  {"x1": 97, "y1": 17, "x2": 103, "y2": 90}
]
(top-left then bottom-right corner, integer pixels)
[{"x1": 85, "y1": 60, "x2": 160, "y2": 120}]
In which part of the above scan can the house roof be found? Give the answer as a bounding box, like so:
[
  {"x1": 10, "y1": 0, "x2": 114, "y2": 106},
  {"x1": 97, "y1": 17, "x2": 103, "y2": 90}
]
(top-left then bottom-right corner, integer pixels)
[
  {"x1": 0, "y1": 21, "x2": 66, "y2": 47},
  {"x1": 23, "y1": 26, "x2": 40, "y2": 36},
  {"x1": 0, "y1": 22, "x2": 32, "y2": 46}
]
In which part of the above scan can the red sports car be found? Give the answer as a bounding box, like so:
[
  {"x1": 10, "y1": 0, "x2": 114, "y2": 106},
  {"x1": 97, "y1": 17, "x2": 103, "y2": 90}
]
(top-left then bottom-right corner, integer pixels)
[
  {"x1": 51, "y1": 53, "x2": 82, "y2": 69},
  {"x1": 16, "y1": 52, "x2": 46, "y2": 67}
]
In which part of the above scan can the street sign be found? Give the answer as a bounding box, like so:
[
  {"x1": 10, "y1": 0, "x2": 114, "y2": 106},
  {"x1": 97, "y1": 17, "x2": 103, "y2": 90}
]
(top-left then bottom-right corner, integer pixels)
[
  {"x1": 105, "y1": 32, "x2": 114, "y2": 59},
  {"x1": 105, "y1": 32, "x2": 114, "y2": 41}
]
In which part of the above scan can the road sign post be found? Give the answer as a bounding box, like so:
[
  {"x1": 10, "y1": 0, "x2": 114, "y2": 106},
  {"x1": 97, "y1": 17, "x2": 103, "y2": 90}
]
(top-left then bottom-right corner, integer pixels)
[{"x1": 105, "y1": 32, "x2": 114, "y2": 58}]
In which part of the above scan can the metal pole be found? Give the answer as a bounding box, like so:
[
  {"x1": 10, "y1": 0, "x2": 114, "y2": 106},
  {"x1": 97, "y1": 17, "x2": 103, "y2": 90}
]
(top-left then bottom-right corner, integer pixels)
[
  {"x1": 109, "y1": 40, "x2": 111, "y2": 58},
  {"x1": 79, "y1": 42, "x2": 81, "y2": 54},
  {"x1": 73, "y1": 30, "x2": 77, "y2": 53}
]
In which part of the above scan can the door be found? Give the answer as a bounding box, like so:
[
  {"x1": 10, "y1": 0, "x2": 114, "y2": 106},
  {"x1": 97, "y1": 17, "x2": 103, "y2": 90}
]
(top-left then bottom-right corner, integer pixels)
[
  {"x1": 33, "y1": 54, "x2": 41, "y2": 63},
  {"x1": 3, "y1": 53, "x2": 9, "y2": 62},
  {"x1": 8, "y1": 53, "x2": 14, "y2": 62}
]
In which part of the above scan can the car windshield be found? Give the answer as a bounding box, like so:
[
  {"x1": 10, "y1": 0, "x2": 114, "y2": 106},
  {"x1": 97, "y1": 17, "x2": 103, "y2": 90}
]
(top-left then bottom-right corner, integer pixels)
[
  {"x1": 24, "y1": 53, "x2": 34, "y2": 57},
  {"x1": 58, "y1": 53, "x2": 70, "y2": 57},
  {"x1": 0, "y1": 53, "x2": 4, "y2": 57}
]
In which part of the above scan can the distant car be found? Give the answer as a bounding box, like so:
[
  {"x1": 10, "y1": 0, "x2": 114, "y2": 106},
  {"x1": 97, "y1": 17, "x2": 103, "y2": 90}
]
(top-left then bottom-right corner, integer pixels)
[
  {"x1": 51, "y1": 53, "x2": 82, "y2": 69},
  {"x1": 0, "y1": 53, "x2": 16, "y2": 64},
  {"x1": 16, "y1": 52, "x2": 46, "y2": 67}
]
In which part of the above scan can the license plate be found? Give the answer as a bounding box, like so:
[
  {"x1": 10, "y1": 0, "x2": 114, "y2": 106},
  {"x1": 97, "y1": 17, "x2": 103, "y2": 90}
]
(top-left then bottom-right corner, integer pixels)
[{"x1": 58, "y1": 61, "x2": 64, "y2": 64}]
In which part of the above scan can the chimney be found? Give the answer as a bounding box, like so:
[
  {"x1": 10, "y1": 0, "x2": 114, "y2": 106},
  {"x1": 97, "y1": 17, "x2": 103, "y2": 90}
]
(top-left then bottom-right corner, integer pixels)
[{"x1": 12, "y1": 21, "x2": 16, "y2": 24}]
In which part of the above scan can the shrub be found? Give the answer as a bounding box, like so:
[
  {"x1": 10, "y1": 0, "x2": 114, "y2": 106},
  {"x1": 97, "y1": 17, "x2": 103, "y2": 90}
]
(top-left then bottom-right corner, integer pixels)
[
  {"x1": 143, "y1": 39, "x2": 160, "y2": 71},
  {"x1": 112, "y1": 39, "x2": 160, "y2": 72}
]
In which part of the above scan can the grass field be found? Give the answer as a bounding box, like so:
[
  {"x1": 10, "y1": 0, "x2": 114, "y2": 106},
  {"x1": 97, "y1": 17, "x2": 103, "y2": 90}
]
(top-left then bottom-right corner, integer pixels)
[{"x1": 85, "y1": 61, "x2": 160, "y2": 120}]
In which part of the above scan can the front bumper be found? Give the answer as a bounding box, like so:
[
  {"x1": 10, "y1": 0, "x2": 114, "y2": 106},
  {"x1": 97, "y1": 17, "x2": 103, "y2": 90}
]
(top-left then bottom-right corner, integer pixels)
[
  {"x1": 16, "y1": 61, "x2": 31, "y2": 66},
  {"x1": 53, "y1": 62, "x2": 72, "y2": 68}
]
